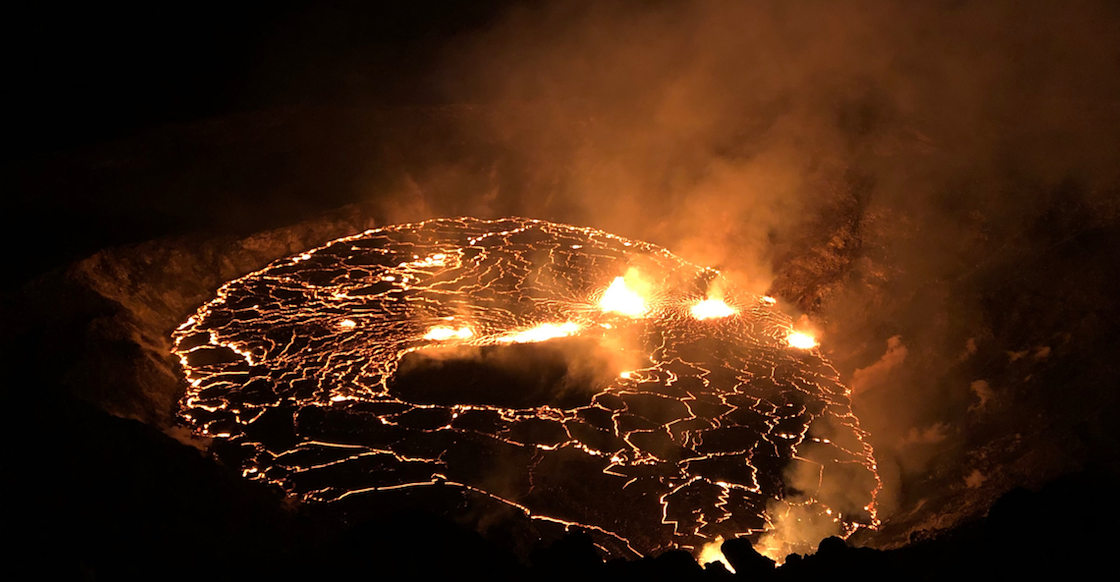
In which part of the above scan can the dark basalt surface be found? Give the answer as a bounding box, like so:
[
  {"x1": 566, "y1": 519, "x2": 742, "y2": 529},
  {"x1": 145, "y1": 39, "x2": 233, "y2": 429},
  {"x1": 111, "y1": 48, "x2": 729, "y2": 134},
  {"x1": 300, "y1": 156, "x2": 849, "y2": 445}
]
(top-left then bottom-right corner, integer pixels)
[{"x1": 393, "y1": 338, "x2": 614, "y2": 409}]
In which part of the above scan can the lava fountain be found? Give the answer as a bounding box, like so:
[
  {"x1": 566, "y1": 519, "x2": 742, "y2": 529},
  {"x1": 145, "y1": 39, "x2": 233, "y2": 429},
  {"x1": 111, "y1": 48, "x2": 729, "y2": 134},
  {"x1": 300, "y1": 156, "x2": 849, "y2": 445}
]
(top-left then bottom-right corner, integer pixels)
[{"x1": 172, "y1": 217, "x2": 879, "y2": 560}]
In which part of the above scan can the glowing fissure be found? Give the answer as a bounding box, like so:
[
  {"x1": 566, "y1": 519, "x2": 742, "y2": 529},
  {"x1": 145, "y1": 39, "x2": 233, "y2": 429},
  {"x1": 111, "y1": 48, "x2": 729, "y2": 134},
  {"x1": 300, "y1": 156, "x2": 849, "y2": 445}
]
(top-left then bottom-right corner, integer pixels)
[{"x1": 173, "y1": 217, "x2": 879, "y2": 560}]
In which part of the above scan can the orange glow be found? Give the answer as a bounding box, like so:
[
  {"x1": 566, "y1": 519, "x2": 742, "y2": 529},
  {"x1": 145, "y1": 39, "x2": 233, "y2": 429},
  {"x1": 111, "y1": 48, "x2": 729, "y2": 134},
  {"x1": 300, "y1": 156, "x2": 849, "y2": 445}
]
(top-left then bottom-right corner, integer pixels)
[
  {"x1": 423, "y1": 326, "x2": 473, "y2": 341},
  {"x1": 698, "y1": 536, "x2": 734, "y2": 573},
  {"x1": 600, "y1": 275, "x2": 648, "y2": 317},
  {"x1": 691, "y1": 298, "x2": 736, "y2": 320},
  {"x1": 787, "y1": 332, "x2": 817, "y2": 349},
  {"x1": 496, "y1": 322, "x2": 580, "y2": 343}
]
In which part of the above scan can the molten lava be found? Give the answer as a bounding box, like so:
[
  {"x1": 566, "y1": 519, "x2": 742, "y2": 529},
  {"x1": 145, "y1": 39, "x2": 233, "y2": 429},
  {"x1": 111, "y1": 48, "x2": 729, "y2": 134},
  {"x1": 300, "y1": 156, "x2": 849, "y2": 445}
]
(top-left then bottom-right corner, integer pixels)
[
  {"x1": 786, "y1": 332, "x2": 818, "y2": 350},
  {"x1": 698, "y1": 536, "x2": 734, "y2": 573},
  {"x1": 599, "y1": 273, "x2": 648, "y2": 317},
  {"x1": 424, "y1": 325, "x2": 474, "y2": 341},
  {"x1": 496, "y1": 321, "x2": 581, "y2": 343},
  {"x1": 173, "y1": 217, "x2": 879, "y2": 560},
  {"x1": 691, "y1": 298, "x2": 737, "y2": 320}
]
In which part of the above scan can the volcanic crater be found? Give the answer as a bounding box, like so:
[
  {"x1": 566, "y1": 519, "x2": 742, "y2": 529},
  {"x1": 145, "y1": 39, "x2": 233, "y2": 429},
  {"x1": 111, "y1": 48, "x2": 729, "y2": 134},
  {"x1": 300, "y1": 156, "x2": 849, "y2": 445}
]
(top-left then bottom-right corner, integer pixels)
[{"x1": 171, "y1": 217, "x2": 880, "y2": 559}]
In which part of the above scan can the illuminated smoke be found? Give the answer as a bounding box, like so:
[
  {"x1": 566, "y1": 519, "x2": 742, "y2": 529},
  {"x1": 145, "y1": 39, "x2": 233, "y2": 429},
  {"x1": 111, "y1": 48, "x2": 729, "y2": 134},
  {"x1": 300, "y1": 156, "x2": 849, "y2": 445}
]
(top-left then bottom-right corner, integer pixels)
[{"x1": 173, "y1": 217, "x2": 879, "y2": 559}]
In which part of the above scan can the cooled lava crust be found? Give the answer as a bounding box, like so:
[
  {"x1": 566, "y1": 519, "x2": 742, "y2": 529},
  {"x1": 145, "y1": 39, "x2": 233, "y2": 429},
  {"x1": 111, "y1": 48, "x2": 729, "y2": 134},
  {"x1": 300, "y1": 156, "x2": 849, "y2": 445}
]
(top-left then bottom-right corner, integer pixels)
[{"x1": 173, "y1": 217, "x2": 878, "y2": 557}]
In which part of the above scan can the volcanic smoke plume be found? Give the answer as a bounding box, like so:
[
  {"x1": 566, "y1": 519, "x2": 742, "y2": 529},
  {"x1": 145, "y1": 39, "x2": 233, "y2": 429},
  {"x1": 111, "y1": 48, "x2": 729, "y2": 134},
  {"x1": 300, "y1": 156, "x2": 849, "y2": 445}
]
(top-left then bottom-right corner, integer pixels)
[{"x1": 173, "y1": 217, "x2": 878, "y2": 558}]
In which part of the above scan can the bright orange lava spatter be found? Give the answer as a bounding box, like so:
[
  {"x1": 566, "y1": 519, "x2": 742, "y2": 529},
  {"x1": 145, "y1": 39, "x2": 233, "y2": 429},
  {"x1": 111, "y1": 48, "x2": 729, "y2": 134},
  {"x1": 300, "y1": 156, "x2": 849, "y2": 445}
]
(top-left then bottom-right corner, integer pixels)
[{"x1": 173, "y1": 217, "x2": 879, "y2": 559}]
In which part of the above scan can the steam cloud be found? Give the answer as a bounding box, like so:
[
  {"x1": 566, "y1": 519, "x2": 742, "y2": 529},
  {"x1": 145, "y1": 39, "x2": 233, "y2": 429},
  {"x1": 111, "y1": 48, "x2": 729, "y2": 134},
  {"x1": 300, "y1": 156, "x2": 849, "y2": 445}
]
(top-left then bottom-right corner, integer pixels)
[{"x1": 358, "y1": 0, "x2": 1120, "y2": 552}]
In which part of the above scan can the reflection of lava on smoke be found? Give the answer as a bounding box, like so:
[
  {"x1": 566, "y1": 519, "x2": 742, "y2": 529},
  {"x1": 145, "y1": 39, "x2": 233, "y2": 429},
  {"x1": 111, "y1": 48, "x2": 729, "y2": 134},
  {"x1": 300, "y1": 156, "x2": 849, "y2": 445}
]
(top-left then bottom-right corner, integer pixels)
[{"x1": 173, "y1": 217, "x2": 878, "y2": 559}]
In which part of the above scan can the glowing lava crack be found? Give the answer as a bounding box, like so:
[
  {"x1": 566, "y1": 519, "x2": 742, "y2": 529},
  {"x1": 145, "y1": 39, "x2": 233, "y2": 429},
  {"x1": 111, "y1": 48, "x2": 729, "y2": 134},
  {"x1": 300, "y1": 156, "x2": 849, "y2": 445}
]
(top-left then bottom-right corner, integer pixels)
[{"x1": 173, "y1": 217, "x2": 879, "y2": 560}]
